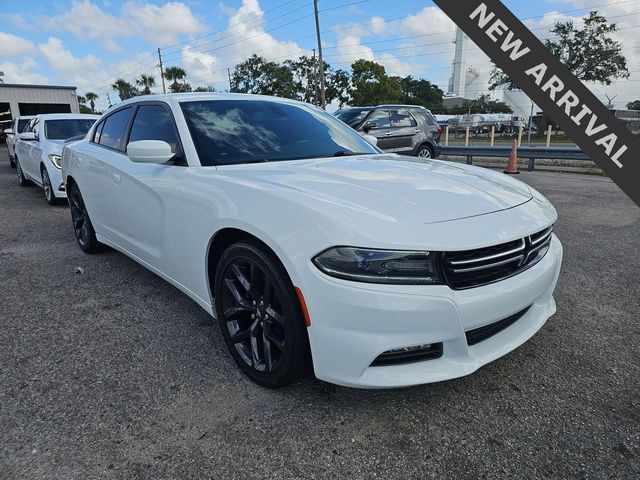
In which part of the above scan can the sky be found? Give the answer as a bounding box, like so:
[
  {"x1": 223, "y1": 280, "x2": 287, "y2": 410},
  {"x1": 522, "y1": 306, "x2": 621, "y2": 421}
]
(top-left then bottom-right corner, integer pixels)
[{"x1": 0, "y1": 0, "x2": 638, "y2": 112}]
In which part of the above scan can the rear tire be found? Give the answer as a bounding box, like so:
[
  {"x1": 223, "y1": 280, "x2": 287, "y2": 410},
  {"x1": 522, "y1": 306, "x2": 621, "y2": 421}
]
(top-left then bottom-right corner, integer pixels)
[
  {"x1": 68, "y1": 183, "x2": 104, "y2": 254},
  {"x1": 416, "y1": 144, "x2": 434, "y2": 159},
  {"x1": 15, "y1": 157, "x2": 31, "y2": 187},
  {"x1": 214, "y1": 239, "x2": 310, "y2": 388}
]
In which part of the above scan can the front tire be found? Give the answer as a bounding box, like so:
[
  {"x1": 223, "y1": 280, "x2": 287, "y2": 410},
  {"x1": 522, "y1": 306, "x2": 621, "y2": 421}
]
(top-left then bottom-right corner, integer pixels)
[
  {"x1": 68, "y1": 183, "x2": 104, "y2": 253},
  {"x1": 41, "y1": 166, "x2": 59, "y2": 205},
  {"x1": 8, "y1": 148, "x2": 16, "y2": 168},
  {"x1": 214, "y1": 239, "x2": 310, "y2": 388},
  {"x1": 16, "y1": 157, "x2": 31, "y2": 186}
]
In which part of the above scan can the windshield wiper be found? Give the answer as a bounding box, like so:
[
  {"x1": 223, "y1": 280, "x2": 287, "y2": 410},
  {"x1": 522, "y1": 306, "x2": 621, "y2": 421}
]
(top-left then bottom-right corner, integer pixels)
[
  {"x1": 332, "y1": 151, "x2": 369, "y2": 157},
  {"x1": 242, "y1": 158, "x2": 269, "y2": 164}
]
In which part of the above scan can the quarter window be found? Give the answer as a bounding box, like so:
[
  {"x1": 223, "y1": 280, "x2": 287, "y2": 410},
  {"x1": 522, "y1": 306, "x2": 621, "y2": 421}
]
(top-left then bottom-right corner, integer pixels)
[
  {"x1": 129, "y1": 105, "x2": 179, "y2": 153},
  {"x1": 99, "y1": 108, "x2": 132, "y2": 151}
]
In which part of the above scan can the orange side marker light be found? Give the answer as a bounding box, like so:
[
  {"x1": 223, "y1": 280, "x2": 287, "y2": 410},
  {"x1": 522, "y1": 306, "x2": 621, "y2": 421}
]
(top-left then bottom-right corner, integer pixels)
[{"x1": 294, "y1": 287, "x2": 311, "y2": 327}]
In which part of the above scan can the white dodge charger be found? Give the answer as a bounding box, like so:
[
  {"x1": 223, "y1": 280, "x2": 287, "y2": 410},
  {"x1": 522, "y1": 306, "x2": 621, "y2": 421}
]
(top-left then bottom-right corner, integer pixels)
[{"x1": 61, "y1": 93, "x2": 562, "y2": 389}]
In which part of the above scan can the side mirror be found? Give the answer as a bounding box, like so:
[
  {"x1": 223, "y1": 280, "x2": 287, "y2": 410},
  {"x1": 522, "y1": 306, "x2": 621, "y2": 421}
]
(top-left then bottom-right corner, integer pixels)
[
  {"x1": 362, "y1": 121, "x2": 377, "y2": 133},
  {"x1": 361, "y1": 133, "x2": 378, "y2": 147},
  {"x1": 127, "y1": 140, "x2": 175, "y2": 164},
  {"x1": 18, "y1": 131, "x2": 36, "y2": 141},
  {"x1": 4, "y1": 129, "x2": 13, "y2": 135}
]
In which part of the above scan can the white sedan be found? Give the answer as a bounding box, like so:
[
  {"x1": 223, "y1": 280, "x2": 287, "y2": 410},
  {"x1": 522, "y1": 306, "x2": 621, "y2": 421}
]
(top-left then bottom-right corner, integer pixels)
[
  {"x1": 62, "y1": 93, "x2": 562, "y2": 389},
  {"x1": 15, "y1": 113, "x2": 99, "y2": 204}
]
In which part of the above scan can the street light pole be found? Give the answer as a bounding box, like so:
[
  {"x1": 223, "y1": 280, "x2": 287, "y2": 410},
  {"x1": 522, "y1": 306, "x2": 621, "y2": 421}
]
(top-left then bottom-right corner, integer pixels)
[{"x1": 313, "y1": 0, "x2": 326, "y2": 109}]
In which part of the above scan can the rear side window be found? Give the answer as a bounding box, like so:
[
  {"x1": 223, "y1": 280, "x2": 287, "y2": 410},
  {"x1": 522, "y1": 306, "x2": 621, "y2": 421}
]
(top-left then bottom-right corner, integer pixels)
[
  {"x1": 93, "y1": 120, "x2": 105, "y2": 144},
  {"x1": 17, "y1": 119, "x2": 30, "y2": 133},
  {"x1": 129, "y1": 105, "x2": 179, "y2": 153},
  {"x1": 390, "y1": 110, "x2": 416, "y2": 128},
  {"x1": 99, "y1": 108, "x2": 132, "y2": 151}
]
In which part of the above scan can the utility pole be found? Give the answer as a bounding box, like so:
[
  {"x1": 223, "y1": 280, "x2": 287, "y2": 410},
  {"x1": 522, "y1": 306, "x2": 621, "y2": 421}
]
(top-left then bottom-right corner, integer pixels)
[
  {"x1": 106, "y1": 93, "x2": 113, "y2": 108},
  {"x1": 605, "y1": 93, "x2": 617, "y2": 110},
  {"x1": 227, "y1": 68, "x2": 233, "y2": 92},
  {"x1": 313, "y1": 0, "x2": 326, "y2": 109},
  {"x1": 158, "y1": 48, "x2": 166, "y2": 94},
  {"x1": 312, "y1": 48, "x2": 319, "y2": 105},
  {"x1": 527, "y1": 101, "x2": 535, "y2": 145}
]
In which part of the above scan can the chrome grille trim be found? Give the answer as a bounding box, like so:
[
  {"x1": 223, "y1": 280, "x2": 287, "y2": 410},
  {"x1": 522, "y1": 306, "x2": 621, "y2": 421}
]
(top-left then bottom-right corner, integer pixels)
[
  {"x1": 442, "y1": 226, "x2": 554, "y2": 290},
  {"x1": 449, "y1": 239, "x2": 525, "y2": 266}
]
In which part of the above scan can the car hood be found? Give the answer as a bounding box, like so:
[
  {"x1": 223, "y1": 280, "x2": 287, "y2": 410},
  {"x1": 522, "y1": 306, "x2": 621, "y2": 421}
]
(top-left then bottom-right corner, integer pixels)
[{"x1": 217, "y1": 154, "x2": 533, "y2": 224}]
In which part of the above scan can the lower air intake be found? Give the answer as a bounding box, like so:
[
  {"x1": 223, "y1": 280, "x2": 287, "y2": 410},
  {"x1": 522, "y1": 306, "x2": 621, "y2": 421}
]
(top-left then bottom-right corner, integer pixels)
[
  {"x1": 370, "y1": 343, "x2": 443, "y2": 367},
  {"x1": 465, "y1": 306, "x2": 531, "y2": 346}
]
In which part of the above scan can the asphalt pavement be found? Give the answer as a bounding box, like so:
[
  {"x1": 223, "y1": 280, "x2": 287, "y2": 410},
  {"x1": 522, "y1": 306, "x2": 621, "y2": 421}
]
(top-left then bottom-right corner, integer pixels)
[{"x1": 0, "y1": 148, "x2": 638, "y2": 479}]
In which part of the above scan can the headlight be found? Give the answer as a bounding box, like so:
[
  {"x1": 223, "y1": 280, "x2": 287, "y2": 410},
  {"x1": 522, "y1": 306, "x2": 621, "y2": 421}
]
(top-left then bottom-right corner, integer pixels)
[
  {"x1": 312, "y1": 247, "x2": 444, "y2": 285},
  {"x1": 48, "y1": 154, "x2": 62, "y2": 169}
]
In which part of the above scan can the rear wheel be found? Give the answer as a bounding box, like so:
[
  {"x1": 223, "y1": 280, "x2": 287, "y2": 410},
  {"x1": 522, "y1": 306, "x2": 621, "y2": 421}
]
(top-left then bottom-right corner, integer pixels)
[
  {"x1": 16, "y1": 157, "x2": 31, "y2": 186},
  {"x1": 41, "y1": 166, "x2": 59, "y2": 205},
  {"x1": 416, "y1": 144, "x2": 434, "y2": 159},
  {"x1": 214, "y1": 239, "x2": 310, "y2": 388},
  {"x1": 68, "y1": 183, "x2": 103, "y2": 253}
]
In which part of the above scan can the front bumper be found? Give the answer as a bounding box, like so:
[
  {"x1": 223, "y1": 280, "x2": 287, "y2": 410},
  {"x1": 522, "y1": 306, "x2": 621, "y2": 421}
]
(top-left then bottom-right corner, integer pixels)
[
  {"x1": 47, "y1": 165, "x2": 67, "y2": 199},
  {"x1": 302, "y1": 235, "x2": 562, "y2": 388}
]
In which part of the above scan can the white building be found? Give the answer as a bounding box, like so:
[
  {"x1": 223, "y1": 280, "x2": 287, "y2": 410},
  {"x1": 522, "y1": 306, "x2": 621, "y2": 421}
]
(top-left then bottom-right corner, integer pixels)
[{"x1": 0, "y1": 83, "x2": 80, "y2": 128}]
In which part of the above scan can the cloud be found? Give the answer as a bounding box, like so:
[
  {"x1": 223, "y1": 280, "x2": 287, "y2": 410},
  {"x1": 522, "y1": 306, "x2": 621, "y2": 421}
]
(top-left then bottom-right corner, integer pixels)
[
  {"x1": 0, "y1": 32, "x2": 36, "y2": 56},
  {"x1": 41, "y1": 0, "x2": 206, "y2": 46},
  {"x1": 0, "y1": 58, "x2": 49, "y2": 85}
]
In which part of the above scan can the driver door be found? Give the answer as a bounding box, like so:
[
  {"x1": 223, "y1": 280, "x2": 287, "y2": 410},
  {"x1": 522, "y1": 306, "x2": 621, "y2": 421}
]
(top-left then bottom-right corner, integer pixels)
[{"x1": 361, "y1": 110, "x2": 394, "y2": 151}]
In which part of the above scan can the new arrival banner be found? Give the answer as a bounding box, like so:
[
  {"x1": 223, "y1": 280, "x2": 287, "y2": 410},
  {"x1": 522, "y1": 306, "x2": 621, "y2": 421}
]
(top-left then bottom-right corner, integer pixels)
[{"x1": 433, "y1": 0, "x2": 640, "y2": 207}]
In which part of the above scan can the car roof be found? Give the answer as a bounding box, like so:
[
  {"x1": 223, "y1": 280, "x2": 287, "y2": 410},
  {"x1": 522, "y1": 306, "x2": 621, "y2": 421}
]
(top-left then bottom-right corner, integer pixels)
[{"x1": 32, "y1": 113, "x2": 100, "y2": 121}]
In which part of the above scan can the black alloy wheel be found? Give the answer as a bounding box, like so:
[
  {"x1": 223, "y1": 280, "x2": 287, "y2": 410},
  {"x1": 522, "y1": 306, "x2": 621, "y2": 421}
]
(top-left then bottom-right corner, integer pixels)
[
  {"x1": 69, "y1": 183, "x2": 103, "y2": 253},
  {"x1": 41, "y1": 167, "x2": 57, "y2": 205},
  {"x1": 215, "y1": 239, "x2": 310, "y2": 388},
  {"x1": 16, "y1": 158, "x2": 30, "y2": 186}
]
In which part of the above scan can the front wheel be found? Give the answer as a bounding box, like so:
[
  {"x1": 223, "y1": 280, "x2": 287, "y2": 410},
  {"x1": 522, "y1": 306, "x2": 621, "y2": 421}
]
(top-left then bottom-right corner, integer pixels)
[
  {"x1": 8, "y1": 147, "x2": 16, "y2": 168},
  {"x1": 68, "y1": 183, "x2": 104, "y2": 253},
  {"x1": 16, "y1": 157, "x2": 31, "y2": 187},
  {"x1": 214, "y1": 239, "x2": 310, "y2": 388},
  {"x1": 41, "y1": 166, "x2": 59, "y2": 205}
]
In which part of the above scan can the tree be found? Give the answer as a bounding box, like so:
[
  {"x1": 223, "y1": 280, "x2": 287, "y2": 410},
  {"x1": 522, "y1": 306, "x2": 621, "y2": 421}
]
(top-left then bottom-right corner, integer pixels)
[
  {"x1": 490, "y1": 11, "x2": 630, "y2": 90},
  {"x1": 327, "y1": 69, "x2": 352, "y2": 107},
  {"x1": 77, "y1": 95, "x2": 91, "y2": 114},
  {"x1": 194, "y1": 85, "x2": 216, "y2": 92},
  {"x1": 350, "y1": 59, "x2": 402, "y2": 106},
  {"x1": 627, "y1": 100, "x2": 640, "y2": 111},
  {"x1": 163, "y1": 66, "x2": 189, "y2": 93},
  {"x1": 393, "y1": 76, "x2": 444, "y2": 111},
  {"x1": 231, "y1": 54, "x2": 296, "y2": 98},
  {"x1": 111, "y1": 79, "x2": 138, "y2": 100},
  {"x1": 84, "y1": 92, "x2": 98, "y2": 113},
  {"x1": 135, "y1": 74, "x2": 156, "y2": 95}
]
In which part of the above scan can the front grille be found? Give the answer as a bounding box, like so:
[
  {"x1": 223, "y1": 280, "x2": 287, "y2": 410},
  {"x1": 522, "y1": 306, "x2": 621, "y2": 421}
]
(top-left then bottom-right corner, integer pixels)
[
  {"x1": 442, "y1": 226, "x2": 553, "y2": 290},
  {"x1": 465, "y1": 306, "x2": 531, "y2": 346},
  {"x1": 370, "y1": 343, "x2": 443, "y2": 367}
]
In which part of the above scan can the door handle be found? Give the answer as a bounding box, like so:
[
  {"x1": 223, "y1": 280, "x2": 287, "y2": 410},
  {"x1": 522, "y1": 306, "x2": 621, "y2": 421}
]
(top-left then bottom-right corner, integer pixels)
[
  {"x1": 385, "y1": 131, "x2": 392, "y2": 136},
  {"x1": 414, "y1": 129, "x2": 421, "y2": 134},
  {"x1": 111, "y1": 173, "x2": 121, "y2": 184}
]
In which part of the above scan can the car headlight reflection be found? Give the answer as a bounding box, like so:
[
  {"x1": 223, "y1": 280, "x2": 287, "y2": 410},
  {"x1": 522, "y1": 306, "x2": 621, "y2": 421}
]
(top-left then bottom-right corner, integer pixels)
[{"x1": 313, "y1": 247, "x2": 444, "y2": 285}]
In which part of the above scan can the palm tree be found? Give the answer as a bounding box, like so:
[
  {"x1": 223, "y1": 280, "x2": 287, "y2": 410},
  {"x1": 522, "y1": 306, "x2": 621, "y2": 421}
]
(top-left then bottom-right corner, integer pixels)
[
  {"x1": 163, "y1": 66, "x2": 187, "y2": 93},
  {"x1": 84, "y1": 92, "x2": 99, "y2": 113},
  {"x1": 111, "y1": 79, "x2": 137, "y2": 100},
  {"x1": 135, "y1": 74, "x2": 156, "y2": 95}
]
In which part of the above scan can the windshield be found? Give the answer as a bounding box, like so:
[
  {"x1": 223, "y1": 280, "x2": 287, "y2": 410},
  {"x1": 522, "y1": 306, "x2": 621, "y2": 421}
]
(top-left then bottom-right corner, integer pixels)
[
  {"x1": 334, "y1": 109, "x2": 371, "y2": 128},
  {"x1": 17, "y1": 119, "x2": 31, "y2": 133},
  {"x1": 44, "y1": 119, "x2": 96, "y2": 140},
  {"x1": 180, "y1": 100, "x2": 378, "y2": 166}
]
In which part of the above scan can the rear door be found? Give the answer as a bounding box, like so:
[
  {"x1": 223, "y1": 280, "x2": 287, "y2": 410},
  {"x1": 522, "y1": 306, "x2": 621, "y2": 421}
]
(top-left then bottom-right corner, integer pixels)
[{"x1": 20, "y1": 118, "x2": 41, "y2": 180}]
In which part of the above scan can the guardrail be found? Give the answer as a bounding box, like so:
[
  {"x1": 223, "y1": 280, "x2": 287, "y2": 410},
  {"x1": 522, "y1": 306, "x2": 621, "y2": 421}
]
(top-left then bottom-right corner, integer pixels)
[{"x1": 439, "y1": 145, "x2": 591, "y2": 171}]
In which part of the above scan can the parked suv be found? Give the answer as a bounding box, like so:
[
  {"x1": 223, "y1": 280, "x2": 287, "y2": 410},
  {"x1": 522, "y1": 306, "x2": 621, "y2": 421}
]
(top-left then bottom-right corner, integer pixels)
[
  {"x1": 334, "y1": 105, "x2": 441, "y2": 158},
  {"x1": 4, "y1": 116, "x2": 34, "y2": 167}
]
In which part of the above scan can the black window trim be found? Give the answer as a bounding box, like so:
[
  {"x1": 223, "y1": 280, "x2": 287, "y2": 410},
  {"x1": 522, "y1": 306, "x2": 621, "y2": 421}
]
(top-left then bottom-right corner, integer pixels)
[
  {"x1": 125, "y1": 100, "x2": 186, "y2": 165},
  {"x1": 388, "y1": 108, "x2": 417, "y2": 129},
  {"x1": 91, "y1": 106, "x2": 134, "y2": 154}
]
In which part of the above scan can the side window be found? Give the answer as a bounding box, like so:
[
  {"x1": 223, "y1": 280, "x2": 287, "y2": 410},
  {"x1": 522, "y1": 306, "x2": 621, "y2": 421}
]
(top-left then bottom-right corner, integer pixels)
[
  {"x1": 420, "y1": 112, "x2": 437, "y2": 126},
  {"x1": 99, "y1": 107, "x2": 133, "y2": 151},
  {"x1": 366, "y1": 110, "x2": 391, "y2": 129},
  {"x1": 129, "y1": 105, "x2": 179, "y2": 154},
  {"x1": 92, "y1": 120, "x2": 105, "y2": 144},
  {"x1": 390, "y1": 110, "x2": 416, "y2": 128}
]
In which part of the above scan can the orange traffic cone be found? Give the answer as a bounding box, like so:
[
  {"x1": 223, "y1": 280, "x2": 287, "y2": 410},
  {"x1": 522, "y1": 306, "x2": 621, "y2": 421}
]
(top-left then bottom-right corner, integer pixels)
[{"x1": 504, "y1": 140, "x2": 520, "y2": 174}]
